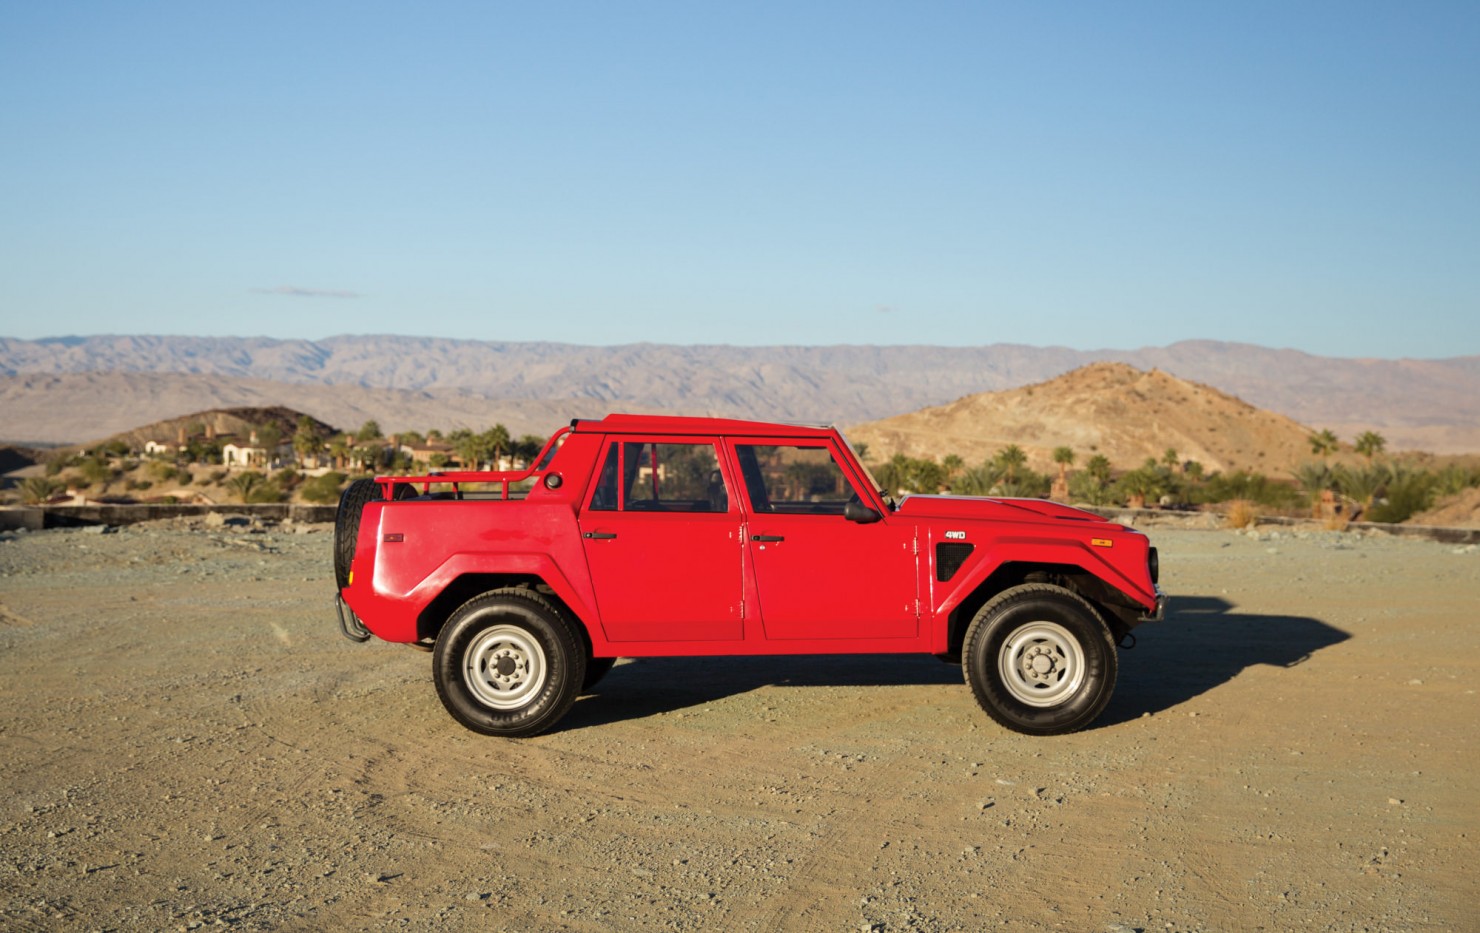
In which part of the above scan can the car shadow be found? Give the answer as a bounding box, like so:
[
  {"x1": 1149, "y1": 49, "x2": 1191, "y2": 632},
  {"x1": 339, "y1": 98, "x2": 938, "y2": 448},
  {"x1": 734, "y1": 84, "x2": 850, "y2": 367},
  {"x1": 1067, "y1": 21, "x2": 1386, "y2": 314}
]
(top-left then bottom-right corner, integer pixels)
[
  {"x1": 1098, "y1": 594, "x2": 1351, "y2": 727},
  {"x1": 560, "y1": 594, "x2": 1352, "y2": 732},
  {"x1": 562, "y1": 653, "x2": 963, "y2": 731}
]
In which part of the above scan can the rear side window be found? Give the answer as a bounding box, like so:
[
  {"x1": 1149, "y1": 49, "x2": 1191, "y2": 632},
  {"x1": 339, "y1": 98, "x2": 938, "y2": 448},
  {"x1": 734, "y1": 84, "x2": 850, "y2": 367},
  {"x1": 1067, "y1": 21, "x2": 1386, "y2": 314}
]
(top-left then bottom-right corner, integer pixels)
[
  {"x1": 733, "y1": 444, "x2": 857, "y2": 515},
  {"x1": 588, "y1": 441, "x2": 729, "y2": 513}
]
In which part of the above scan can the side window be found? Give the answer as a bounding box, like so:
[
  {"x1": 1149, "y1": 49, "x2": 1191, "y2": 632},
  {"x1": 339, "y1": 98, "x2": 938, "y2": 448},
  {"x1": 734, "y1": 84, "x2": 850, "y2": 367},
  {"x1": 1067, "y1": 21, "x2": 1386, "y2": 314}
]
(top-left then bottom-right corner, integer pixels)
[
  {"x1": 588, "y1": 441, "x2": 729, "y2": 513},
  {"x1": 734, "y1": 444, "x2": 857, "y2": 515},
  {"x1": 589, "y1": 444, "x2": 620, "y2": 511}
]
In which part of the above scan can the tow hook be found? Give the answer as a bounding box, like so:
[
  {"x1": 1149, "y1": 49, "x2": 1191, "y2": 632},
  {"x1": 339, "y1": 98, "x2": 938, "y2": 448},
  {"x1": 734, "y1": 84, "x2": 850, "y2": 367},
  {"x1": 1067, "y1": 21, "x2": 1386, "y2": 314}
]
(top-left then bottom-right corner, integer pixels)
[{"x1": 336, "y1": 593, "x2": 371, "y2": 643}]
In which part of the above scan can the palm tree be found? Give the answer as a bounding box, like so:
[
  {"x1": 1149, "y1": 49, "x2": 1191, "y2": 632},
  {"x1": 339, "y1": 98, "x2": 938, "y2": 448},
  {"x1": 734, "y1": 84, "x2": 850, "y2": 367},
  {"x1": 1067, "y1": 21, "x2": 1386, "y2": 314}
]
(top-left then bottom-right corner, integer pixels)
[
  {"x1": 1085, "y1": 455, "x2": 1112, "y2": 484},
  {"x1": 227, "y1": 471, "x2": 265, "y2": 502},
  {"x1": 952, "y1": 464, "x2": 999, "y2": 497},
  {"x1": 1117, "y1": 467, "x2": 1164, "y2": 509},
  {"x1": 994, "y1": 445, "x2": 1027, "y2": 484},
  {"x1": 1053, "y1": 447, "x2": 1075, "y2": 486},
  {"x1": 1354, "y1": 431, "x2": 1386, "y2": 462},
  {"x1": 293, "y1": 416, "x2": 322, "y2": 467},
  {"x1": 1333, "y1": 462, "x2": 1390, "y2": 517},
  {"x1": 877, "y1": 453, "x2": 913, "y2": 496},
  {"x1": 481, "y1": 424, "x2": 512, "y2": 468},
  {"x1": 20, "y1": 476, "x2": 63, "y2": 505},
  {"x1": 451, "y1": 429, "x2": 488, "y2": 470},
  {"x1": 1309, "y1": 429, "x2": 1339, "y2": 460},
  {"x1": 328, "y1": 435, "x2": 350, "y2": 470},
  {"x1": 1293, "y1": 462, "x2": 1334, "y2": 516}
]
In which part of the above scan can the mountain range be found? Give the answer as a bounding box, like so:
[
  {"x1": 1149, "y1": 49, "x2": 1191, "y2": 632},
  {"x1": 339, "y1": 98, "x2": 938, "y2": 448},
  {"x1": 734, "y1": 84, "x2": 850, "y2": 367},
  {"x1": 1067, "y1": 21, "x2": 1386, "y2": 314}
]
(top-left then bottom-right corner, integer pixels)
[{"x1": 2, "y1": 335, "x2": 1476, "y2": 453}]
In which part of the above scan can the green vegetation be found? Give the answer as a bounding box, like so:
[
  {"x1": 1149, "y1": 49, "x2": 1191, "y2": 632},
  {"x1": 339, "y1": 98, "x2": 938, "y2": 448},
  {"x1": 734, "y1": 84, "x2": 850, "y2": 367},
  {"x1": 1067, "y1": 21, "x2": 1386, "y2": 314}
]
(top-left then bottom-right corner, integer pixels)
[
  {"x1": 1293, "y1": 460, "x2": 1480, "y2": 524},
  {"x1": 1308, "y1": 429, "x2": 1339, "y2": 459},
  {"x1": 226, "y1": 471, "x2": 286, "y2": 503},
  {"x1": 19, "y1": 476, "x2": 63, "y2": 504},
  {"x1": 301, "y1": 471, "x2": 349, "y2": 503},
  {"x1": 1354, "y1": 430, "x2": 1387, "y2": 462}
]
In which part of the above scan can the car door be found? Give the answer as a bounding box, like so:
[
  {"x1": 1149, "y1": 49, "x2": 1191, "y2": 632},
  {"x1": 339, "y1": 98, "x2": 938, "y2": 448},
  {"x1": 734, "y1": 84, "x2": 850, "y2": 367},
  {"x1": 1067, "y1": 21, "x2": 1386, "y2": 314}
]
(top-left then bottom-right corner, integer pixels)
[
  {"x1": 731, "y1": 441, "x2": 918, "y2": 640},
  {"x1": 578, "y1": 438, "x2": 744, "y2": 642}
]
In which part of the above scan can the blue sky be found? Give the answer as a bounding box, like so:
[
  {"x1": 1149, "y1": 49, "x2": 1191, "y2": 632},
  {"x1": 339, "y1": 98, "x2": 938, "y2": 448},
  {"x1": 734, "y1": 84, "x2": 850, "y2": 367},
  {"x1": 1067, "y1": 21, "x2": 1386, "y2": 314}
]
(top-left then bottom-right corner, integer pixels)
[{"x1": 1, "y1": 2, "x2": 1476, "y2": 358}]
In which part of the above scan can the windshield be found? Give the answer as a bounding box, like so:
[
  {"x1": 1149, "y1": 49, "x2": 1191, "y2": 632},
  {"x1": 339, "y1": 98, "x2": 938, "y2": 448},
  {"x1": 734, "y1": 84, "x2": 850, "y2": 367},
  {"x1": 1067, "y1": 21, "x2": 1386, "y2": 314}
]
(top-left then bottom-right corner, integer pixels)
[{"x1": 836, "y1": 428, "x2": 892, "y2": 509}]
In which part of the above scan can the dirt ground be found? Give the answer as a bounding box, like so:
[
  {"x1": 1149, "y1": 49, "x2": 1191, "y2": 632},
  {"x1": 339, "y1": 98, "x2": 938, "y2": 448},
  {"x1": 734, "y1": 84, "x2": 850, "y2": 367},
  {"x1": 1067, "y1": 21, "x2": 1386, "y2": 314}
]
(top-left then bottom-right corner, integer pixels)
[{"x1": 1, "y1": 517, "x2": 1476, "y2": 932}]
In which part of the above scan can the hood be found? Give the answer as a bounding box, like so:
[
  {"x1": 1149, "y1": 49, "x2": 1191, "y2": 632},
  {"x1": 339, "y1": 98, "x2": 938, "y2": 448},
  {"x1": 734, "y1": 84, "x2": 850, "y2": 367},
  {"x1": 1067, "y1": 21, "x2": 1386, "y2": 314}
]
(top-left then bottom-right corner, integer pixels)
[{"x1": 893, "y1": 494, "x2": 1116, "y2": 526}]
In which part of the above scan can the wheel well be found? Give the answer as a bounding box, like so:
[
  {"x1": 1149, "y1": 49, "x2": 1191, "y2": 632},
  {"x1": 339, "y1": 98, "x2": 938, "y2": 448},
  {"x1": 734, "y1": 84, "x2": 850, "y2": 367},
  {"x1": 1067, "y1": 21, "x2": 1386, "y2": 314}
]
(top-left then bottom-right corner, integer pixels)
[
  {"x1": 417, "y1": 574, "x2": 587, "y2": 647},
  {"x1": 945, "y1": 562, "x2": 1133, "y2": 658}
]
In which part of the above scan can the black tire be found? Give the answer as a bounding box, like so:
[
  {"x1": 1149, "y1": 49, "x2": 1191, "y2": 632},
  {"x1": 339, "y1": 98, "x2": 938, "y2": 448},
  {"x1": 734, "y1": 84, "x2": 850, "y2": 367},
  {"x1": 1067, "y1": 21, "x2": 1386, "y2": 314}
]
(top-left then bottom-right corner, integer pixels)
[
  {"x1": 583, "y1": 656, "x2": 616, "y2": 692},
  {"x1": 962, "y1": 584, "x2": 1117, "y2": 736},
  {"x1": 432, "y1": 588, "x2": 587, "y2": 737},
  {"x1": 333, "y1": 479, "x2": 381, "y2": 590}
]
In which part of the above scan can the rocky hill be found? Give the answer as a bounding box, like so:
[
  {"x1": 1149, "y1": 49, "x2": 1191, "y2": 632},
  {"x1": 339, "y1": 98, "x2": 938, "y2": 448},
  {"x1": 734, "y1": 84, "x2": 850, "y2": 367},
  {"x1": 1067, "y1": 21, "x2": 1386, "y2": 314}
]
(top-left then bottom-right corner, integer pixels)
[
  {"x1": 848, "y1": 363, "x2": 1323, "y2": 475},
  {"x1": 100, "y1": 406, "x2": 339, "y2": 451},
  {"x1": 2, "y1": 335, "x2": 1477, "y2": 452}
]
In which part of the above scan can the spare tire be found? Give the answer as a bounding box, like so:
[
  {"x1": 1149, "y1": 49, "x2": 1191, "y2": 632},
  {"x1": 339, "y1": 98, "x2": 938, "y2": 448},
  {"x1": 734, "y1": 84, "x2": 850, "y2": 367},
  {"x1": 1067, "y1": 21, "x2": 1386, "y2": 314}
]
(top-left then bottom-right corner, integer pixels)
[{"x1": 334, "y1": 479, "x2": 382, "y2": 590}]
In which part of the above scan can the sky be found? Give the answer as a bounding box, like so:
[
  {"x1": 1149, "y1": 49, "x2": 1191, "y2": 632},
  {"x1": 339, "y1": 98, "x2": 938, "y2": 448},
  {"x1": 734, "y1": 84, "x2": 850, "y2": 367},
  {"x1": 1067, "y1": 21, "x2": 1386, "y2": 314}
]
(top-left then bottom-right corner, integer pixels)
[{"x1": 1, "y1": 2, "x2": 1477, "y2": 359}]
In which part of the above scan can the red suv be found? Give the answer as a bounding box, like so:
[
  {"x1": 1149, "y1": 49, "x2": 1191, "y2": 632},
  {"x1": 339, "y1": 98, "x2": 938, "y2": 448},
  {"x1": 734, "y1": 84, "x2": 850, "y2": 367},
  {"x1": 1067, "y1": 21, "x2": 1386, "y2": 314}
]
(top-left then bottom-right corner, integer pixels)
[{"x1": 336, "y1": 414, "x2": 1163, "y2": 737}]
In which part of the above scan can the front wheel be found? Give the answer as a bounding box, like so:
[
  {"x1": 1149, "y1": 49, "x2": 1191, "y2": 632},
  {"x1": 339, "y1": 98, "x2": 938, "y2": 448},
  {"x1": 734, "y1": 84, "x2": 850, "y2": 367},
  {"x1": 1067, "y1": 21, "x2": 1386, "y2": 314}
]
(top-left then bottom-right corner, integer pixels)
[
  {"x1": 963, "y1": 584, "x2": 1117, "y2": 736},
  {"x1": 433, "y1": 588, "x2": 587, "y2": 737}
]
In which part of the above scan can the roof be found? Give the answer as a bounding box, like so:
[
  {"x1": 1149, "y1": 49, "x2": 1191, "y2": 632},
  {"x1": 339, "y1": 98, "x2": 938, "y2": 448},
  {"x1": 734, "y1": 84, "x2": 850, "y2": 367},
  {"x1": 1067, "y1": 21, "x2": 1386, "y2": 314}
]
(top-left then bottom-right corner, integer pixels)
[{"x1": 571, "y1": 413, "x2": 836, "y2": 439}]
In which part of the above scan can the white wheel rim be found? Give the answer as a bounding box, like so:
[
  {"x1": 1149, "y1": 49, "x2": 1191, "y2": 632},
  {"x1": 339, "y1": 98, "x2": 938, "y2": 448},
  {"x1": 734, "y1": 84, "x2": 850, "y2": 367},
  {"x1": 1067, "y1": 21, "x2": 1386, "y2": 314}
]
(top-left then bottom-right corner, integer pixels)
[
  {"x1": 998, "y1": 620, "x2": 1086, "y2": 708},
  {"x1": 463, "y1": 624, "x2": 547, "y2": 710}
]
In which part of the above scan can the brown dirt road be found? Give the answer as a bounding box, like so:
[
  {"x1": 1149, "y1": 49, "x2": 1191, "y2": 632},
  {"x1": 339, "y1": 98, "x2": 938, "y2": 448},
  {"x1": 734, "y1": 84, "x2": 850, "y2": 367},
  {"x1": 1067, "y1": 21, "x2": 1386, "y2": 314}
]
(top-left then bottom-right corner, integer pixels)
[{"x1": 1, "y1": 519, "x2": 1476, "y2": 931}]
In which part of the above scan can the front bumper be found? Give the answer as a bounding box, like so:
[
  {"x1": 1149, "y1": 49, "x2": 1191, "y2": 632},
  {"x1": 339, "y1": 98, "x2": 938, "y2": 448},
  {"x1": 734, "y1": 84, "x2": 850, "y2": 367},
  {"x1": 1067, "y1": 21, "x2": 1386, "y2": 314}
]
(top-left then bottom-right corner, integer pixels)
[{"x1": 1143, "y1": 587, "x2": 1168, "y2": 622}]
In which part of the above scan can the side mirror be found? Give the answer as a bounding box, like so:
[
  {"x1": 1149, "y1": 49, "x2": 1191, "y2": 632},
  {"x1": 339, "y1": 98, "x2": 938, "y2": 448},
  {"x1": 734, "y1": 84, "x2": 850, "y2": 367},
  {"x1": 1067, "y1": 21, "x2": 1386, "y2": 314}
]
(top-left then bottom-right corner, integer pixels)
[{"x1": 844, "y1": 499, "x2": 882, "y2": 524}]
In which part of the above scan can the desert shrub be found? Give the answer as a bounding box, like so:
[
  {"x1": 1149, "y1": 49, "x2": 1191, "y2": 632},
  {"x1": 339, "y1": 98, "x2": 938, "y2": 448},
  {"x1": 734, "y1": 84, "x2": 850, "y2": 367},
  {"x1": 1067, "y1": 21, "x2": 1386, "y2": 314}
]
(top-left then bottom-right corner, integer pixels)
[
  {"x1": 301, "y1": 472, "x2": 348, "y2": 504},
  {"x1": 1366, "y1": 469, "x2": 1438, "y2": 524},
  {"x1": 1196, "y1": 471, "x2": 1302, "y2": 510},
  {"x1": 1434, "y1": 464, "x2": 1480, "y2": 497},
  {"x1": 247, "y1": 482, "x2": 286, "y2": 504},
  {"x1": 148, "y1": 461, "x2": 178, "y2": 482},
  {"x1": 1224, "y1": 499, "x2": 1259, "y2": 529},
  {"x1": 78, "y1": 457, "x2": 112, "y2": 486}
]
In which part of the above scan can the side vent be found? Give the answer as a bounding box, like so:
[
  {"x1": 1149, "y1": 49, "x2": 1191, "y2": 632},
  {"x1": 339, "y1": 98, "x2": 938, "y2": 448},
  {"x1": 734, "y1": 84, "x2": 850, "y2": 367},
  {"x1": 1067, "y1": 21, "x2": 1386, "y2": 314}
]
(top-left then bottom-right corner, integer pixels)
[{"x1": 936, "y1": 543, "x2": 975, "y2": 582}]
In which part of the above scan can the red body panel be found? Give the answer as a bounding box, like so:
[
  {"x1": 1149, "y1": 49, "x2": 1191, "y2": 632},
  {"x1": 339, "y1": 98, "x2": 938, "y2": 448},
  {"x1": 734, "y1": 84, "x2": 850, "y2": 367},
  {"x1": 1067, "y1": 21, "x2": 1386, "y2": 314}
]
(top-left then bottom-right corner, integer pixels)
[{"x1": 340, "y1": 414, "x2": 1161, "y2": 657}]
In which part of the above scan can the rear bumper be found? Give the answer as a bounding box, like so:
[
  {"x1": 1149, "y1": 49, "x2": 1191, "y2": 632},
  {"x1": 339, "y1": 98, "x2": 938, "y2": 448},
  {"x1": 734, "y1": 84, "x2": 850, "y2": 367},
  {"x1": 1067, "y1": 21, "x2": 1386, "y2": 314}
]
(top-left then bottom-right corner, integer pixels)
[{"x1": 335, "y1": 592, "x2": 372, "y2": 643}]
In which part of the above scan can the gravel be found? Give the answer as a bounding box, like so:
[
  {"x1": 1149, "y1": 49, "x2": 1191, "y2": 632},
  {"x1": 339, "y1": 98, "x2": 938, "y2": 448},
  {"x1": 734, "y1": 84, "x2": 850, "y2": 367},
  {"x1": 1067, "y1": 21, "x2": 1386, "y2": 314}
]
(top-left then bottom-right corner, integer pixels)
[{"x1": 1, "y1": 519, "x2": 1477, "y2": 931}]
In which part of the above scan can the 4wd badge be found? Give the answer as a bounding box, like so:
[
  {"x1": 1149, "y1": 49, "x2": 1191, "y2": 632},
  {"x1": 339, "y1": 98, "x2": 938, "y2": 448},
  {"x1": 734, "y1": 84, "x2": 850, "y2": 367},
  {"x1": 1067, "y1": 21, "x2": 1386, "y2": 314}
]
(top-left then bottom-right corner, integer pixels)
[{"x1": 945, "y1": 530, "x2": 967, "y2": 540}]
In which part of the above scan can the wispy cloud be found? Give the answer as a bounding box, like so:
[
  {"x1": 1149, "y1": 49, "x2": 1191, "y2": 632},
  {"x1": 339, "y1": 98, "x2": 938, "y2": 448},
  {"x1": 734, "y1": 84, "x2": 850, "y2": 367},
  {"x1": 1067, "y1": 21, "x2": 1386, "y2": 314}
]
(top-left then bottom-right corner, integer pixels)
[{"x1": 252, "y1": 286, "x2": 362, "y2": 299}]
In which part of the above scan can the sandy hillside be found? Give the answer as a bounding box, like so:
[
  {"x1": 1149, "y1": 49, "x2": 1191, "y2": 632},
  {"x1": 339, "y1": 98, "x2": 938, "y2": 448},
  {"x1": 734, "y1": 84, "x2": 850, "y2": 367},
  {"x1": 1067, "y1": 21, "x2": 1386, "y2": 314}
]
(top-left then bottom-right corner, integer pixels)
[
  {"x1": 1, "y1": 517, "x2": 1477, "y2": 931},
  {"x1": 848, "y1": 363, "x2": 1323, "y2": 475},
  {"x1": 1413, "y1": 486, "x2": 1480, "y2": 529}
]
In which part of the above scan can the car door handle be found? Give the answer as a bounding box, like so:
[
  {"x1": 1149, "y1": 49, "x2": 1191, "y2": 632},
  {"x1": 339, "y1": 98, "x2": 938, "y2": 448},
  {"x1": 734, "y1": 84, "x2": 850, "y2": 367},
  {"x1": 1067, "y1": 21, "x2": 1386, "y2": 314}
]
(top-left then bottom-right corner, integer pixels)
[
  {"x1": 583, "y1": 532, "x2": 618, "y2": 539},
  {"x1": 751, "y1": 534, "x2": 785, "y2": 542}
]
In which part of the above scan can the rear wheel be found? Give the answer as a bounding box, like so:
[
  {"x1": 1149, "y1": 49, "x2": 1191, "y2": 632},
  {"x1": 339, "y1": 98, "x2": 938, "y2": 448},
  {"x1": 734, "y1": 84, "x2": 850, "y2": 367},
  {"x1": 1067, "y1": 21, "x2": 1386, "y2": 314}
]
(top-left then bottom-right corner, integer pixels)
[
  {"x1": 433, "y1": 588, "x2": 586, "y2": 737},
  {"x1": 333, "y1": 479, "x2": 381, "y2": 590},
  {"x1": 963, "y1": 584, "x2": 1117, "y2": 736}
]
